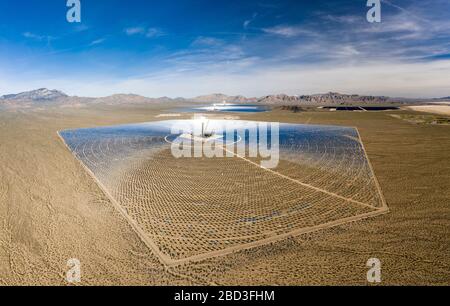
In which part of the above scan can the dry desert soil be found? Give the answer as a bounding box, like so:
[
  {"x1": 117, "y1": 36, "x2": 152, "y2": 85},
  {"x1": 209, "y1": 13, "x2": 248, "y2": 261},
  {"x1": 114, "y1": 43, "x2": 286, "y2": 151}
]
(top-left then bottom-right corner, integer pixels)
[
  {"x1": 0, "y1": 104, "x2": 449, "y2": 285},
  {"x1": 407, "y1": 105, "x2": 450, "y2": 116}
]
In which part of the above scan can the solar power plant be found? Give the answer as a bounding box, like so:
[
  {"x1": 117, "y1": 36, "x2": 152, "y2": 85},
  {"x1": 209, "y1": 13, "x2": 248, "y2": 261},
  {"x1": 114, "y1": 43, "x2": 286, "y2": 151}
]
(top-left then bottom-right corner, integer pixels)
[{"x1": 59, "y1": 120, "x2": 387, "y2": 266}]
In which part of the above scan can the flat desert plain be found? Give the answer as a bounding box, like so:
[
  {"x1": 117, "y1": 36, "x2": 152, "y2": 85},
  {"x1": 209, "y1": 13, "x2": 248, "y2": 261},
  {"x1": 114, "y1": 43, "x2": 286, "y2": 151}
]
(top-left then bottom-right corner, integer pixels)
[
  {"x1": 0, "y1": 104, "x2": 449, "y2": 285},
  {"x1": 407, "y1": 105, "x2": 450, "y2": 116}
]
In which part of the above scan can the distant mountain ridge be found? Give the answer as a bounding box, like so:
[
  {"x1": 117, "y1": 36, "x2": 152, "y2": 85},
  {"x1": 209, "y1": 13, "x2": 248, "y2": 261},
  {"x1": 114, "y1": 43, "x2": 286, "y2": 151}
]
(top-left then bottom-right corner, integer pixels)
[
  {"x1": 0, "y1": 88, "x2": 445, "y2": 109},
  {"x1": 0, "y1": 88, "x2": 68, "y2": 101},
  {"x1": 256, "y1": 92, "x2": 390, "y2": 105},
  {"x1": 191, "y1": 92, "x2": 391, "y2": 105},
  {"x1": 192, "y1": 93, "x2": 257, "y2": 103}
]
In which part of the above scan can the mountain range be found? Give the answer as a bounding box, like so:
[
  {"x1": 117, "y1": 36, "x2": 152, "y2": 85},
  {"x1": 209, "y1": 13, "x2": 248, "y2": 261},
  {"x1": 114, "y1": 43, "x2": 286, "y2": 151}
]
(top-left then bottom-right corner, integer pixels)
[
  {"x1": 1, "y1": 88, "x2": 68, "y2": 101},
  {"x1": 0, "y1": 88, "x2": 445, "y2": 108}
]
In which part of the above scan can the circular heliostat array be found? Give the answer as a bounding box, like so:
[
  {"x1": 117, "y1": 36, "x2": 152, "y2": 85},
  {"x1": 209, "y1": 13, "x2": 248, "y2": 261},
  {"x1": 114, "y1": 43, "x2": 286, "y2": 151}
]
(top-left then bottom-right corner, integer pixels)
[{"x1": 59, "y1": 120, "x2": 387, "y2": 265}]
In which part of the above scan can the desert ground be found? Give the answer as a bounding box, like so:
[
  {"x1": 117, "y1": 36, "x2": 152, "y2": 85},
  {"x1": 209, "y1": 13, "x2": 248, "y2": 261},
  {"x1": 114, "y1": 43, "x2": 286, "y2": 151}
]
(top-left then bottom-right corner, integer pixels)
[
  {"x1": 0, "y1": 104, "x2": 449, "y2": 285},
  {"x1": 407, "y1": 105, "x2": 450, "y2": 116}
]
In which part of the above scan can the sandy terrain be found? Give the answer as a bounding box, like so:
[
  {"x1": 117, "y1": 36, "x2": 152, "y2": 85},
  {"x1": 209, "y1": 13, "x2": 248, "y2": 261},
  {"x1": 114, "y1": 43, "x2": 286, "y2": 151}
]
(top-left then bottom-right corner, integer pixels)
[
  {"x1": 0, "y1": 106, "x2": 207, "y2": 285},
  {"x1": 407, "y1": 105, "x2": 450, "y2": 116},
  {"x1": 0, "y1": 105, "x2": 449, "y2": 285},
  {"x1": 155, "y1": 113, "x2": 181, "y2": 118},
  {"x1": 430, "y1": 101, "x2": 450, "y2": 105}
]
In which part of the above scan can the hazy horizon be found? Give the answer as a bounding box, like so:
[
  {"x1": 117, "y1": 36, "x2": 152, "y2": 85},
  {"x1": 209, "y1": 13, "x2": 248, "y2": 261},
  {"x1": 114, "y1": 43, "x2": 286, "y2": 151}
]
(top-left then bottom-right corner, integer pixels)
[{"x1": 2, "y1": 87, "x2": 449, "y2": 100}]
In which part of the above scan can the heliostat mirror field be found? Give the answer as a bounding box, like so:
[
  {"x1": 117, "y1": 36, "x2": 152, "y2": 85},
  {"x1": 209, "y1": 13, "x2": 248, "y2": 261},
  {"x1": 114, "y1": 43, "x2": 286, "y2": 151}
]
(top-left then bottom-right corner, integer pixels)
[{"x1": 59, "y1": 120, "x2": 387, "y2": 266}]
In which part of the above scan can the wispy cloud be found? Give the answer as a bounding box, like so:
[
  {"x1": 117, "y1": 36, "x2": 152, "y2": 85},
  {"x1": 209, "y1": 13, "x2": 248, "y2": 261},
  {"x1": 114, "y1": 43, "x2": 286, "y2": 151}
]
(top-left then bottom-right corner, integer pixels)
[
  {"x1": 145, "y1": 27, "x2": 165, "y2": 38},
  {"x1": 89, "y1": 38, "x2": 106, "y2": 46},
  {"x1": 243, "y1": 13, "x2": 258, "y2": 29},
  {"x1": 124, "y1": 26, "x2": 166, "y2": 38},
  {"x1": 8, "y1": 59, "x2": 448, "y2": 99},
  {"x1": 360, "y1": 12, "x2": 423, "y2": 38},
  {"x1": 22, "y1": 32, "x2": 56, "y2": 47},
  {"x1": 23, "y1": 32, "x2": 51, "y2": 41},
  {"x1": 381, "y1": 0, "x2": 430, "y2": 23},
  {"x1": 124, "y1": 27, "x2": 146, "y2": 35},
  {"x1": 191, "y1": 36, "x2": 224, "y2": 47},
  {"x1": 322, "y1": 14, "x2": 362, "y2": 24},
  {"x1": 262, "y1": 25, "x2": 315, "y2": 37}
]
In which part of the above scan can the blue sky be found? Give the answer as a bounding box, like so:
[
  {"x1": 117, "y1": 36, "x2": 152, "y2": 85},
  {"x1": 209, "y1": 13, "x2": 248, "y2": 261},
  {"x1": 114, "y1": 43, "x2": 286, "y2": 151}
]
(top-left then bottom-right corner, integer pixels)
[{"x1": 0, "y1": 0, "x2": 449, "y2": 98}]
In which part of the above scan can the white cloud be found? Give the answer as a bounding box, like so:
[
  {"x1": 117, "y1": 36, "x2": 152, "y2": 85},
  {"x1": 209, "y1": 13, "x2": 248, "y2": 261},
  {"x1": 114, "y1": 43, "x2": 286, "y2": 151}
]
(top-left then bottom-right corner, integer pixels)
[
  {"x1": 23, "y1": 32, "x2": 41, "y2": 39},
  {"x1": 360, "y1": 12, "x2": 424, "y2": 38},
  {"x1": 124, "y1": 27, "x2": 146, "y2": 35},
  {"x1": 89, "y1": 38, "x2": 106, "y2": 46},
  {"x1": 112, "y1": 60, "x2": 450, "y2": 98},
  {"x1": 381, "y1": 0, "x2": 430, "y2": 23},
  {"x1": 262, "y1": 25, "x2": 315, "y2": 38},
  {"x1": 3, "y1": 59, "x2": 448, "y2": 99},
  {"x1": 124, "y1": 27, "x2": 165, "y2": 38},
  {"x1": 146, "y1": 28, "x2": 165, "y2": 38},
  {"x1": 322, "y1": 15, "x2": 362, "y2": 24},
  {"x1": 23, "y1": 32, "x2": 50, "y2": 41},
  {"x1": 191, "y1": 36, "x2": 224, "y2": 47},
  {"x1": 243, "y1": 13, "x2": 258, "y2": 29}
]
